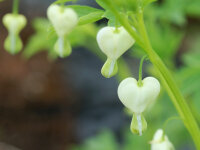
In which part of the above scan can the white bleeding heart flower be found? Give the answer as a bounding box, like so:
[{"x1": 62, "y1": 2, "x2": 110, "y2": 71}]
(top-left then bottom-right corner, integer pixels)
[
  {"x1": 47, "y1": 4, "x2": 78, "y2": 37},
  {"x1": 97, "y1": 26, "x2": 135, "y2": 78},
  {"x1": 151, "y1": 129, "x2": 175, "y2": 150},
  {"x1": 118, "y1": 77, "x2": 160, "y2": 114},
  {"x1": 118, "y1": 76, "x2": 160, "y2": 136},
  {"x1": 3, "y1": 13, "x2": 27, "y2": 54},
  {"x1": 47, "y1": 4, "x2": 78, "y2": 57}
]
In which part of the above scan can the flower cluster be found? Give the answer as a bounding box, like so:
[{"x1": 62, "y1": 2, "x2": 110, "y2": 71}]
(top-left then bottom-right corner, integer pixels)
[{"x1": 96, "y1": 24, "x2": 160, "y2": 135}]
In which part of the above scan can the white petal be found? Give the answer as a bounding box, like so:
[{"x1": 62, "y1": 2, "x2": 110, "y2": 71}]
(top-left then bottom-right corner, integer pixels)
[
  {"x1": 151, "y1": 129, "x2": 175, "y2": 150},
  {"x1": 47, "y1": 5, "x2": 78, "y2": 37},
  {"x1": 97, "y1": 26, "x2": 135, "y2": 59},
  {"x1": 3, "y1": 14, "x2": 27, "y2": 34},
  {"x1": 118, "y1": 77, "x2": 160, "y2": 113}
]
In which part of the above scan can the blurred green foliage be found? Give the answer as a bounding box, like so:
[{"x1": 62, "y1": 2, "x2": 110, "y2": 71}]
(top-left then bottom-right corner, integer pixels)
[
  {"x1": 70, "y1": 130, "x2": 119, "y2": 150},
  {"x1": 21, "y1": 0, "x2": 200, "y2": 149}
]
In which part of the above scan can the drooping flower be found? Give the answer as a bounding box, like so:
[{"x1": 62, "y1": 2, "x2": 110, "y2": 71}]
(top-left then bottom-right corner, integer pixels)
[
  {"x1": 97, "y1": 26, "x2": 135, "y2": 78},
  {"x1": 3, "y1": 13, "x2": 27, "y2": 54},
  {"x1": 118, "y1": 77, "x2": 160, "y2": 135},
  {"x1": 47, "y1": 4, "x2": 78, "y2": 57}
]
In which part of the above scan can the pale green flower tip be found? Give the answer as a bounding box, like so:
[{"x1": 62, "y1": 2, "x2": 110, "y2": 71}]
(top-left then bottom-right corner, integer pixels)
[
  {"x1": 130, "y1": 113, "x2": 147, "y2": 136},
  {"x1": 54, "y1": 37, "x2": 72, "y2": 58},
  {"x1": 101, "y1": 58, "x2": 118, "y2": 78},
  {"x1": 4, "y1": 35, "x2": 23, "y2": 54},
  {"x1": 3, "y1": 13, "x2": 27, "y2": 34}
]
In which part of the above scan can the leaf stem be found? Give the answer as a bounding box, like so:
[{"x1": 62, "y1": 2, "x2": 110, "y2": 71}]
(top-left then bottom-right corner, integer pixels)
[{"x1": 136, "y1": 11, "x2": 200, "y2": 149}]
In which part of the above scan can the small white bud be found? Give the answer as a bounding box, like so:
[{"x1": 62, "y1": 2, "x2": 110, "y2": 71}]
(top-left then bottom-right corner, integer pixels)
[
  {"x1": 151, "y1": 129, "x2": 175, "y2": 150},
  {"x1": 118, "y1": 77, "x2": 160, "y2": 114}
]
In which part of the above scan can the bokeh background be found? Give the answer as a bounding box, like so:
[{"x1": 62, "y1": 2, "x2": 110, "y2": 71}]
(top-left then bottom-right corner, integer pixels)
[{"x1": 0, "y1": 0, "x2": 200, "y2": 150}]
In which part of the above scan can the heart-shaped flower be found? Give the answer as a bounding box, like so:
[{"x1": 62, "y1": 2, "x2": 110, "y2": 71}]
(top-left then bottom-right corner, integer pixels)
[
  {"x1": 118, "y1": 76, "x2": 160, "y2": 136},
  {"x1": 97, "y1": 26, "x2": 135, "y2": 78},
  {"x1": 47, "y1": 4, "x2": 78, "y2": 37},
  {"x1": 47, "y1": 4, "x2": 78, "y2": 57},
  {"x1": 151, "y1": 129, "x2": 175, "y2": 150},
  {"x1": 3, "y1": 13, "x2": 27, "y2": 54},
  {"x1": 118, "y1": 77, "x2": 160, "y2": 114}
]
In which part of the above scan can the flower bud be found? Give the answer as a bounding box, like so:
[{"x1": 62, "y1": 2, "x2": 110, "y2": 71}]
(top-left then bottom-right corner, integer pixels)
[
  {"x1": 118, "y1": 77, "x2": 160, "y2": 114},
  {"x1": 97, "y1": 26, "x2": 135, "y2": 78},
  {"x1": 2, "y1": 13, "x2": 27, "y2": 54},
  {"x1": 130, "y1": 113, "x2": 147, "y2": 136},
  {"x1": 47, "y1": 4, "x2": 78, "y2": 37},
  {"x1": 151, "y1": 129, "x2": 175, "y2": 150}
]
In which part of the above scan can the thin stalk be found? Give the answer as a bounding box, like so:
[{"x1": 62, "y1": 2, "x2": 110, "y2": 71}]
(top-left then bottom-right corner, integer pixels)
[
  {"x1": 138, "y1": 55, "x2": 147, "y2": 86},
  {"x1": 137, "y1": 11, "x2": 200, "y2": 148},
  {"x1": 103, "y1": 0, "x2": 200, "y2": 149},
  {"x1": 12, "y1": 0, "x2": 19, "y2": 14},
  {"x1": 162, "y1": 116, "x2": 181, "y2": 131}
]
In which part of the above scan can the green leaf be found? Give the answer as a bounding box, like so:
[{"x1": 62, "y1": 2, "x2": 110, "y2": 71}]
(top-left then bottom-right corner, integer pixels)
[
  {"x1": 23, "y1": 18, "x2": 57, "y2": 59},
  {"x1": 96, "y1": 0, "x2": 109, "y2": 10},
  {"x1": 66, "y1": 5, "x2": 104, "y2": 25},
  {"x1": 103, "y1": 10, "x2": 120, "y2": 26},
  {"x1": 186, "y1": 0, "x2": 200, "y2": 17},
  {"x1": 142, "y1": 0, "x2": 157, "y2": 7},
  {"x1": 78, "y1": 11, "x2": 104, "y2": 25},
  {"x1": 53, "y1": 0, "x2": 77, "y2": 4},
  {"x1": 68, "y1": 5, "x2": 103, "y2": 17}
]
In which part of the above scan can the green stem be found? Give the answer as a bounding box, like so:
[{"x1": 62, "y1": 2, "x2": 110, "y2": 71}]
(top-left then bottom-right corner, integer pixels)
[
  {"x1": 103, "y1": 0, "x2": 200, "y2": 149},
  {"x1": 138, "y1": 55, "x2": 147, "y2": 86},
  {"x1": 12, "y1": 0, "x2": 19, "y2": 14},
  {"x1": 137, "y1": 11, "x2": 200, "y2": 149},
  {"x1": 162, "y1": 116, "x2": 181, "y2": 132}
]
